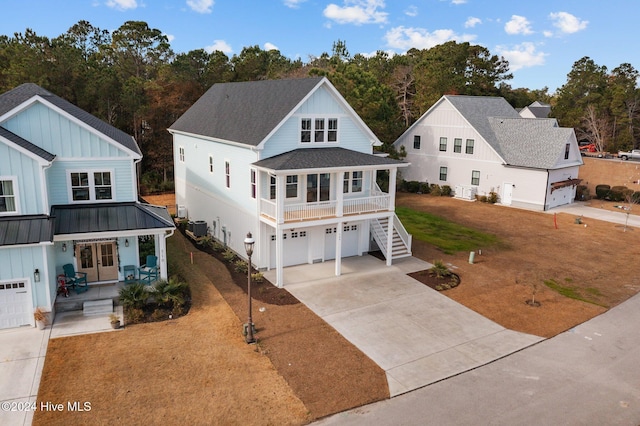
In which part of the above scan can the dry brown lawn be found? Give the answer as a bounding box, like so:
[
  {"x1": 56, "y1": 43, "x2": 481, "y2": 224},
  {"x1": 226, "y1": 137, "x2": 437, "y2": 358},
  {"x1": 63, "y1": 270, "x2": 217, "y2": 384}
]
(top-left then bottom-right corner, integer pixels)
[{"x1": 34, "y1": 193, "x2": 640, "y2": 424}]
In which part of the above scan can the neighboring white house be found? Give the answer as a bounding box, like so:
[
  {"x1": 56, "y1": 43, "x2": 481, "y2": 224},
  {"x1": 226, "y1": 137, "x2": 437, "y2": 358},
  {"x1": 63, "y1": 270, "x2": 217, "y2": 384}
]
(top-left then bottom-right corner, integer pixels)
[
  {"x1": 0, "y1": 83, "x2": 175, "y2": 330},
  {"x1": 518, "y1": 101, "x2": 551, "y2": 119},
  {"x1": 169, "y1": 77, "x2": 411, "y2": 287},
  {"x1": 393, "y1": 95, "x2": 583, "y2": 211}
]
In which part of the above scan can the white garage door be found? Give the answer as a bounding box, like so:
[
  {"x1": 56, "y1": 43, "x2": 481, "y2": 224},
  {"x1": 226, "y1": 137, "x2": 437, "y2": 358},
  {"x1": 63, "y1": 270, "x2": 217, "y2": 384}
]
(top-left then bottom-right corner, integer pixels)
[
  {"x1": 270, "y1": 230, "x2": 309, "y2": 268},
  {"x1": 324, "y1": 224, "x2": 360, "y2": 260},
  {"x1": 0, "y1": 281, "x2": 32, "y2": 329},
  {"x1": 548, "y1": 186, "x2": 574, "y2": 209}
]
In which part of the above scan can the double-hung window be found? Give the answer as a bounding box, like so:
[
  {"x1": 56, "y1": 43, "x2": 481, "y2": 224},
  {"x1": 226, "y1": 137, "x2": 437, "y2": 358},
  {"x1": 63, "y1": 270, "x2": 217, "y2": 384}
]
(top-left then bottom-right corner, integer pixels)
[
  {"x1": 343, "y1": 171, "x2": 363, "y2": 193},
  {"x1": 439, "y1": 137, "x2": 447, "y2": 151},
  {"x1": 286, "y1": 175, "x2": 298, "y2": 198},
  {"x1": 465, "y1": 139, "x2": 475, "y2": 154},
  {"x1": 300, "y1": 118, "x2": 338, "y2": 144},
  {"x1": 439, "y1": 167, "x2": 447, "y2": 181},
  {"x1": 564, "y1": 143, "x2": 570, "y2": 160},
  {"x1": 225, "y1": 161, "x2": 230, "y2": 188},
  {"x1": 209, "y1": 155, "x2": 214, "y2": 173},
  {"x1": 413, "y1": 135, "x2": 421, "y2": 150},
  {"x1": 0, "y1": 178, "x2": 17, "y2": 214},
  {"x1": 454, "y1": 138, "x2": 462, "y2": 153},
  {"x1": 471, "y1": 170, "x2": 480, "y2": 186},
  {"x1": 69, "y1": 171, "x2": 113, "y2": 202},
  {"x1": 250, "y1": 169, "x2": 257, "y2": 199},
  {"x1": 179, "y1": 146, "x2": 185, "y2": 162}
]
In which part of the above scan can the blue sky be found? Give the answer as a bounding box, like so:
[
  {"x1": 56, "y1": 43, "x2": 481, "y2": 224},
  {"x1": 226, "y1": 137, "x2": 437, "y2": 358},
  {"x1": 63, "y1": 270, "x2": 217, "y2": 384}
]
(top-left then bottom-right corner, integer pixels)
[{"x1": 1, "y1": 1, "x2": 637, "y2": 93}]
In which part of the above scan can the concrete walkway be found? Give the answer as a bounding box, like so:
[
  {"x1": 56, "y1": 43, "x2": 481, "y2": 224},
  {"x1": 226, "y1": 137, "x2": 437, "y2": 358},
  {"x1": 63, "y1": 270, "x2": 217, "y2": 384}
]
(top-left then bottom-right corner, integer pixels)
[
  {"x1": 266, "y1": 256, "x2": 543, "y2": 397},
  {"x1": 551, "y1": 200, "x2": 640, "y2": 229}
]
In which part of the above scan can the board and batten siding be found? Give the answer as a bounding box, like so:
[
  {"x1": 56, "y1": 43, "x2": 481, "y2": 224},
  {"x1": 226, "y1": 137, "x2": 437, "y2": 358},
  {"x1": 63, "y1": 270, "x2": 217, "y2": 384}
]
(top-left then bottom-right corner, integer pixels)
[
  {"x1": 0, "y1": 142, "x2": 46, "y2": 214},
  {"x1": 3, "y1": 102, "x2": 129, "y2": 158}
]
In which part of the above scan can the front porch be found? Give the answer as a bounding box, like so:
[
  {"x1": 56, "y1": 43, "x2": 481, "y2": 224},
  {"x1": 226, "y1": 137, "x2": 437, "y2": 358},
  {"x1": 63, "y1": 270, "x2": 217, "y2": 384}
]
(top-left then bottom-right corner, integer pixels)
[{"x1": 55, "y1": 282, "x2": 125, "y2": 313}]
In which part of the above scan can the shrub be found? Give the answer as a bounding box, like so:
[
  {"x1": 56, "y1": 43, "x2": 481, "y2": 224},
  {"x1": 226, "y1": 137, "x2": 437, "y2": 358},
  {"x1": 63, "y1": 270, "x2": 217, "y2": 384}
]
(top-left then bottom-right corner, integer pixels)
[
  {"x1": 125, "y1": 308, "x2": 145, "y2": 324},
  {"x1": 429, "y1": 260, "x2": 451, "y2": 278},
  {"x1": 595, "y1": 184, "x2": 610, "y2": 200},
  {"x1": 153, "y1": 278, "x2": 188, "y2": 309},
  {"x1": 119, "y1": 283, "x2": 149, "y2": 309},
  {"x1": 419, "y1": 182, "x2": 431, "y2": 194},
  {"x1": 609, "y1": 186, "x2": 628, "y2": 202},
  {"x1": 252, "y1": 272, "x2": 264, "y2": 282},
  {"x1": 234, "y1": 259, "x2": 248, "y2": 274},
  {"x1": 487, "y1": 191, "x2": 498, "y2": 204},
  {"x1": 223, "y1": 248, "x2": 236, "y2": 262},
  {"x1": 441, "y1": 185, "x2": 452, "y2": 196},
  {"x1": 430, "y1": 184, "x2": 442, "y2": 196},
  {"x1": 632, "y1": 191, "x2": 640, "y2": 203},
  {"x1": 478, "y1": 195, "x2": 488, "y2": 203},
  {"x1": 406, "y1": 181, "x2": 421, "y2": 193},
  {"x1": 575, "y1": 185, "x2": 589, "y2": 201}
]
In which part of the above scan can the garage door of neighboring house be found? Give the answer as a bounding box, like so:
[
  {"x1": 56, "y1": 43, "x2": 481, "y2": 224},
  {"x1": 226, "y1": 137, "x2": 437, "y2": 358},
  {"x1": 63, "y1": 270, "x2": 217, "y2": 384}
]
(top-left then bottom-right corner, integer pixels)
[
  {"x1": 270, "y1": 230, "x2": 309, "y2": 268},
  {"x1": 324, "y1": 224, "x2": 360, "y2": 261},
  {"x1": 548, "y1": 186, "x2": 574, "y2": 209},
  {"x1": 0, "y1": 281, "x2": 32, "y2": 329}
]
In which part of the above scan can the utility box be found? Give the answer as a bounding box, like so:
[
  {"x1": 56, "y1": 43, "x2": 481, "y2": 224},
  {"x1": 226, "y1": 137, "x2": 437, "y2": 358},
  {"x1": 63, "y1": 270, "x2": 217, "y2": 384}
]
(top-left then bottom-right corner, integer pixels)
[{"x1": 177, "y1": 205, "x2": 187, "y2": 218}]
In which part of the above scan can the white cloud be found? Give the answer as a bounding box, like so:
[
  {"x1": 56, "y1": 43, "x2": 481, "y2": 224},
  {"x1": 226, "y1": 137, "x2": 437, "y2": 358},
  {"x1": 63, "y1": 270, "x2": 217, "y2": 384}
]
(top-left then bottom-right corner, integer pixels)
[
  {"x1": 405, "y1": 5, "x2": 418, "y2": 17},
  {"x1": 205, "y1": 40, "x2": 232, "y2": 54},
  {"x1": 323, "y1": 0, "x2": 388, "y2": 25},
  {"x1": 165, "y1": 34, "x2": 175, "y2": 43},
  {"x1": 283, "y1": 0, "x2": 306, "y2": 8},
  {"x1": 549, "y1": 12, "x2": 588, "y2": 34},
  {"x1": 505, "y1": 15, "x2": 533, "y2": 35},
  {"x1": 496, "y1": 42, "x2": 546, "y2": 71},
  {"x1": 543, "y1": 30, "x2": 553, "y2": 38},
  {"x1": 106, "y1": 0, "x2": 137, "y2": 10},
  {"x1": 451, "y1": 0, "x2": 467, "y2": 4},
  {"x1": 465, "y1": 17, "x2": 481, "y2": 28},
  {"x1": 385, "y1": 26, "x2": 476, "y2": 51},
  {"x1": 187, "y1": 0, "x2": 214, "y2": 14},
  {"x1": 264, "y1": 42, "x2": 279, "y2": 51}
]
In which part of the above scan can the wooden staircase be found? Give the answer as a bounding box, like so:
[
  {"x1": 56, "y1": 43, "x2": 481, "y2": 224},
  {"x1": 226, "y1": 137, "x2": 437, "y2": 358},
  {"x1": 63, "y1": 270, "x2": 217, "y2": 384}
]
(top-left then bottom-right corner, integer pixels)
[{"x1": 371, "y1": 215, "x2": 412, "y2": 260}]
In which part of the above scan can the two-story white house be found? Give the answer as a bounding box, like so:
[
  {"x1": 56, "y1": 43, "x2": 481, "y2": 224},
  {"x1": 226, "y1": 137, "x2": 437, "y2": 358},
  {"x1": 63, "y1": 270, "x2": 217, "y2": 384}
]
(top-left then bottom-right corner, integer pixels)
[
  {"x1": 0, "y1": 83, "x2": 175, "y2": 329},
  {"x1": 169, "y1": 77, "x2": 411, "y2": 287},
  {"x1": 394, "y1": 95, "x2": 582, "y2": 211}
]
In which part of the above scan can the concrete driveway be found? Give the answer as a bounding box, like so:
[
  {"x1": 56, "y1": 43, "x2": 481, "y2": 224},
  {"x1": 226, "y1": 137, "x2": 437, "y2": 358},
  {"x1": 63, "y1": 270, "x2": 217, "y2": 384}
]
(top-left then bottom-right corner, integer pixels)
[
  {"x1": 265, "y1": 255, "x2": 543, "y2": 396},
  {"x1": 0, "y1": 326, "x2": 49, "y2": 426}
]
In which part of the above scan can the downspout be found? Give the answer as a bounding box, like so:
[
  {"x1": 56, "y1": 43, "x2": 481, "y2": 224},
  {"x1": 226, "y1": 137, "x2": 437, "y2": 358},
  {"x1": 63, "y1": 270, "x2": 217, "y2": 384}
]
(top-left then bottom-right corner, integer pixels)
[
  {"x1": 134, "y1": 157, "x2": 142, "y2": 200},
  {"x1": 543, "y1": 170, "x2": 550, "y2": 211}
]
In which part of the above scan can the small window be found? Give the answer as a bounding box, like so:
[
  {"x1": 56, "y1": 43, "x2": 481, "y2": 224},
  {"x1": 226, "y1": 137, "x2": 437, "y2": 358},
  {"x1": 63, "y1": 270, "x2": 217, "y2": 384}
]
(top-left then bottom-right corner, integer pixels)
[
  {"x1": 301, "y1": 118, "x2": 311, "y2": 143},
  {"x1": 439, "y1": 137, "x2": 447, "y2": 152},
  {"x1": 413, "y1": 135, "x2": 421, "y2": 150},
  {"x1": 454, "y1": 138, "x2": 462, "y2": 153},
  {"x1": 351, "y1": 171, "x2": 363, "y2": 192},
  {"x1": 564, "y1": 143, "x2": 570, "y2": 160},
  {"x1": 439, "y1": 166, "x2": 447, "y2": 181},
  {"x1": 270, "y1": 176, "x2": 276, "y2": 200},
  {"x1": 328, "y1": 118, "x2": 338, "y2": 142},
  {"x1": 179, "y1": 146, "x2": 185, "y2": 162},
  {"x1": 314, "y1": 118, "x2": 325, "y2": 142},
  {"x1": 286, "y1": 175, "x2": 298, "y2": 198},
  {"x1": 225, "y1": 161, "x2": 230, "y2": 188},
  {"x1": 465, "y1": 139, "x2": 474, "y2": 154},
  {"x1": 209, "y1": 156, "x2": 214, "y2": 173},
  {"x1": 250, "y1": 169, "x2": 257, "y2": 199},
  {"x1": 300, "y1": 231, "x2": 307, "y2": 237},
  {"x1": 471, "y1": 170, "x2": 480, "y2": 186},
  {"x1": 0, "y1": 179, "x2": 17, "y2": 213}
]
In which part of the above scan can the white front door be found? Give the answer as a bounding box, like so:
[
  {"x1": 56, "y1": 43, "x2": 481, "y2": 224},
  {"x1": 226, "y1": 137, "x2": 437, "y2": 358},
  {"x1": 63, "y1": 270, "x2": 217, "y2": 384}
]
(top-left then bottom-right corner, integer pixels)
[
  {"x1": 0, "y1": 281, "x2": 32, "y2": 329},
  {"x1": 502, "y1": 183, "x2": 514, "y2": 205}
]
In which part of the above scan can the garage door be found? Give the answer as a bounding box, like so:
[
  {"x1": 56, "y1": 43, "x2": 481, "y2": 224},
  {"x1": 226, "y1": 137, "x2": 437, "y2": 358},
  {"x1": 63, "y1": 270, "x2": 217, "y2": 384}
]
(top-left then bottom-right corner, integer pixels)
[
  {"x1": 270, "y1": 230, "x2": 309, "y2": 268},
  {"x1": 548, "y1": 186, "x2": 574, "y2": 209},
  {"x1": 324, "y1": 224, "x2": 360, "y2": 260},
  {"x1": 0, "y1": 281, "x2": 32, "y2": 329}
]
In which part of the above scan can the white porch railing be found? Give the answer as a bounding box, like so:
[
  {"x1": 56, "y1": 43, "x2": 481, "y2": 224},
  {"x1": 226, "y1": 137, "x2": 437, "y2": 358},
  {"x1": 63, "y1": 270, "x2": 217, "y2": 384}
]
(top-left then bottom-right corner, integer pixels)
[{"x1": 260, "y1": 193, "x2": 391, "y2": 223}]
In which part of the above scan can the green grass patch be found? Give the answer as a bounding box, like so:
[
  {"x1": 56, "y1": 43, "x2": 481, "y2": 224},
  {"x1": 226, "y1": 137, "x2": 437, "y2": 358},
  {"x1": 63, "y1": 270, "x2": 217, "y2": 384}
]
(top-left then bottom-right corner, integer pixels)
[
  {"x1": 396, "y1": 206, "x2": 503, "y2": 254},
  {"x1": 543, "y1": 279, "x2": 607, "y2": 307}
]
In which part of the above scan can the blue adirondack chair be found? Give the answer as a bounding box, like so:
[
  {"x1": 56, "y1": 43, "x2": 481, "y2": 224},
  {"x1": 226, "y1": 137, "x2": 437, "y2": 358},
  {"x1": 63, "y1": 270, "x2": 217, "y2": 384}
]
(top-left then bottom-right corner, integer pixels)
[
  {"x1": 63, "y1": 263, "x2": 89, "y2": 293},
  {"x1": 138, "y1": 255, "x2": 159, "y2": 284}
]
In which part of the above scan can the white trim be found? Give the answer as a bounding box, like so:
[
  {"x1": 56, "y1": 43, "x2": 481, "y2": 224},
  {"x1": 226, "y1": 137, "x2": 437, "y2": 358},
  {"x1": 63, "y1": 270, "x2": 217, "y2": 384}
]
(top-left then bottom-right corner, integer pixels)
[
  {"x1": 66, "y1": 168, "x2": 116, "y2": 203},
  {"x1": 53, "y1": 228, "x2": 174, "y2": 242},
  {"x1": 0, "y1": 176, "x2": 20, "y2": 216},
  {"x1": 0, "y1": 133, "x2": 52, "y2": 166}
]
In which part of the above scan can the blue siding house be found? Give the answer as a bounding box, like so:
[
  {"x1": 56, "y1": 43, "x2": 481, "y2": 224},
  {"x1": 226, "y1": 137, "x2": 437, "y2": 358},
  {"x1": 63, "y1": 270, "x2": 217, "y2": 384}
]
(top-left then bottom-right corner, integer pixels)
[
  {"x1": 0, "y1": 84, "x2": 175, "y2": 329},
  {"x1": 170, "y1": 77, "x2": 411, "y2": 287}
]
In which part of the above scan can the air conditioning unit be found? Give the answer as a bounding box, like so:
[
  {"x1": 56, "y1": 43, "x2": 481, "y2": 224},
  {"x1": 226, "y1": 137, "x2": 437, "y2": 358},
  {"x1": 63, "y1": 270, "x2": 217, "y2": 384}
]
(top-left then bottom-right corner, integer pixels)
[{"x1": 177, "y1": 205, "x2": 187, "y2": 218}]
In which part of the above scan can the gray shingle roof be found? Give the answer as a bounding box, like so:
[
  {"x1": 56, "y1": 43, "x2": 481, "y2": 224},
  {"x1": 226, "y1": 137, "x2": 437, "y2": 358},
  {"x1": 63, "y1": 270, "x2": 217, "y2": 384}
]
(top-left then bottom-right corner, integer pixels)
[
  {"x1": 0, "y1": 126, "x2": 55, "y2": 162},
  {"x1": 169, "y1": 77, "x2": 325, "y2": 146},
  {"x1": 489, "y1": 117, "x2": 575, "y2": 168},
  {"x1": 51, "y1": 202, "x2": 174, "y2": 235},
  {"x1": 253, "y1": 147, "x2": 407, "y2": 171},
  {"x1": 0, "y1": 83, "x2": 141, "y2": 156},
  {"x1": 0, "y1": 215, "x2": 53, "y2": 246}
]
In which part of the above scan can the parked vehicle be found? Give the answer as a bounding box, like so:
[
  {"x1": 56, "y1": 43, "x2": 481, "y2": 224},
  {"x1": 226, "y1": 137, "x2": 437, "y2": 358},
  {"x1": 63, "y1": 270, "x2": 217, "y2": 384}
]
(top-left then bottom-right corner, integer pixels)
[{"x1": 618, "y1": 149, "x2": 640, "y2": 160}]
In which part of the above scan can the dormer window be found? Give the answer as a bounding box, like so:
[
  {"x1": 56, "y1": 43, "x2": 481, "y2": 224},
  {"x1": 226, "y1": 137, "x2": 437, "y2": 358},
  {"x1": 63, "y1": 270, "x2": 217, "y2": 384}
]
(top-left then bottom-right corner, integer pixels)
[{"x1": 301, "y1": 117, "x2": 338, "y2": 144}]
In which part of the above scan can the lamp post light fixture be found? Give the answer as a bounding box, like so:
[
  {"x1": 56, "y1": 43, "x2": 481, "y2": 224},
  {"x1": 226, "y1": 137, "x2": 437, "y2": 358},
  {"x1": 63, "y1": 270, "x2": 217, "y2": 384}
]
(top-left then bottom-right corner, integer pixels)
[{"x1": 243, "y1": 232, "x2": 256, "y2": 344}]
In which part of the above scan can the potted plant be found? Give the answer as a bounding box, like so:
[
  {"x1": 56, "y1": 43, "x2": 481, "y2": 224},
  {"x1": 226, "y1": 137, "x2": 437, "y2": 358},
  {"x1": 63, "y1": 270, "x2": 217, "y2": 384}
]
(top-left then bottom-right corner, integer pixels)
[
  {"x1": 34, "y1": 307, "x2": 49, "y2": 330},
  {"x1": 108, "y1": 313, "x2": 121, "y2": 329}
]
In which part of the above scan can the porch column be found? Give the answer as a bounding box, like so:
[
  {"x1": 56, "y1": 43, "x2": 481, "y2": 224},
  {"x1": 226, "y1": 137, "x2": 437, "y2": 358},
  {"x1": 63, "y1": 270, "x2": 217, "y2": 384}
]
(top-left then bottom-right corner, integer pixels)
[
  {"x1": 336, "y1": 171, "x2": 344, "y2": 218},
  {"x1": 386, "y1": 213, "x2": 394, "y2": 266},
  {"x1": 276, "y1": 174, "x2": 285, "y2": 224},
  {"x1": 388, "y1": 168, "x2": 397, "y2": 211},
  {"x1": 335, "y1": 222, "x2": 343, "y2": 276},
  {"x1": 276, "y1": 229, "x2": 284, "y2": 287},
  {"x1": 156, "y1": 233, "x2": 168, "y2": 280}
]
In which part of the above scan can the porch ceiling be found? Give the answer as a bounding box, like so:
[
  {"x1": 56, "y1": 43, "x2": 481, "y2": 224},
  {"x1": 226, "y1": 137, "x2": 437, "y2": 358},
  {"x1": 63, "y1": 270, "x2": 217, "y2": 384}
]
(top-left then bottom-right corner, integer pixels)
[
  {"x1": 253, "y1": 147, "x2": 407, "y2": 172},
  {"x1": 51, "y1": 202, "x2": 175, "y2": 237}
]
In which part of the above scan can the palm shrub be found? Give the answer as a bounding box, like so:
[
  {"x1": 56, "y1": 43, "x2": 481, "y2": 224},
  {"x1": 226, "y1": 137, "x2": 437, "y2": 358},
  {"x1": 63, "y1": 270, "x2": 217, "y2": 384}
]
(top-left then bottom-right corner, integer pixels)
[
  {"x1": 429, "y1": 260, "x2": 451, "y2": 278},
  {"x1": 153, "y1": 278, "x2": 187, "y2": 309},
  {"x1": 119, "y1": 283, "x2": 150, "y2": 309}
]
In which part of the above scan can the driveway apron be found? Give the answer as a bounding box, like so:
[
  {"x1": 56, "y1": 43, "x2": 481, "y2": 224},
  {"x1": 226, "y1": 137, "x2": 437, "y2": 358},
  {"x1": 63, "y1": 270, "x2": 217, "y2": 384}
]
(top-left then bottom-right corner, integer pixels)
[{"x1": 269, "y1": 255, "x2": 543, "y2": 396}]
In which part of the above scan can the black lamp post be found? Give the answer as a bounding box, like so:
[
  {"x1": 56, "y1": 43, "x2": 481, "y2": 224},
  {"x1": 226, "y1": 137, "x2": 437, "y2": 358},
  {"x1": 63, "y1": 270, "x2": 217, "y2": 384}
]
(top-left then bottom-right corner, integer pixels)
[{"x1": 244, "y1": 232, "x2": 256, "y2": 344}]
